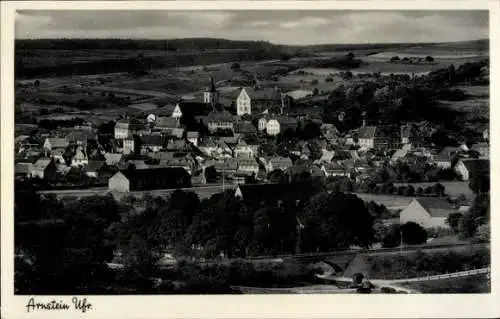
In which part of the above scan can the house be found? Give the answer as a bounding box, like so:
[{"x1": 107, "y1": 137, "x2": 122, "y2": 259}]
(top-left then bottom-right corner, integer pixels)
[
  {"x1": 198, "y1": 138, "x2": 218, "y2": 156},
  {"x1": 358, "y1": 125, "x2": 401, "y2": 150},
  {"x1": 104, "y1": 153, "x2": 124, "y2": 166},
  {"x1": 321, "y1": 162, "x2": 350, "y2": 178},
  {"x1": 85, "y1": 161, "x2": 108, "y2": 178},
  {"x1": 43, "y1": 137, "x2": 69, "y2": 152},
  {"x1": 432, "y1": 155, "x2": 452, "y2": 169},
  {"x1": 166, "y1": 139, "x2": 190, "y2": 152},
  {"x1": 29, "y1": 159, "x2": 57, "y2": 179},
  {"x1": 234, "y1": 121, "x2": 257, "y2": 135},
  {"x1": 205, "y1": 158, "x2": 238, "y2": 175},
  {"x1": 232, "y1": 140, "x2": 255, "y2": 158},
  {"x1": 155, "y1": 116, "x2": 180, "y2": 132},
  {"x1": 187, "y1": 131, "x2": 199, "y2": 146},
  {"x1": 140, "y1": 135, "x2": 166, "y2": 153},
  {"x1": 66, "y1": 131, "x2": 97, "y2": 146},
  {"x1": 50, "y1": 148, "x2": 66, "y2": 164},
  {"x1": 162, "y1": 157, "x2": 195, "y2": 175},
  {"x1": 15, "y1": 163, "x2": 33, "y2": 179},
  {"x1": 108, "y1": 167, "x2": 191, "y2": 192},
  {"x1": 265, "y1": 156, "x2": 293, "y2": 173},
  {"x1": 203, "y1": 111, "x2": 235, "y2": 132},
  {"x1": 437, "y1": 146, "x2": 460, "y2": 159},
  {"x1": 257, "y1": 117, "x2": 268, "y2": 131},
  {"x1": 71, "y1": 146, "x2": 88, "y2": 167},
  {"x1": 266, "y1": 119, "x2": 280, "y2": 136},
  {"x1": 400, "y1": 124, "x2": 425, "y2": 148},
  {"x1": 237, "y1": 158, "x2": 259, "y2": 175},
  {"x1": 358, "y1": 126, "x2": 377, "y2": 150},
  {"x1": 400, "y1": 198, "x2": 457, "y2": 229},
  {"x1": 122, "y1": 139, "x2": 135, "y2": 155},
  {"x1": 236, "y1": 87, "x2": 284, "y2": 116},
  {"x1": 155, "y1": 103, "x2": 183, "y2": 119},
  {"x1": 454, "y1": 159, "x2": 489, "y2": 181},
  {"x1": 470, "y1": 143, "x2": 489, "y2": 158},
  {"x1": 114, "y1": 119, "x2": 147, "y2": 139}
]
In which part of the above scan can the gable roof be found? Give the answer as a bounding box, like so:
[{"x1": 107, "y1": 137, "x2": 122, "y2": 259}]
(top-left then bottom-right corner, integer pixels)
[
  {"x1": 33, "y1": 159, "x2": 52, "y2": 170},
  {"x1": 66, "y1": 131, "x2": 97, "y2": 143},
  {"x1": 241, "y1": 87, "x2": 282, "y2": 101},
  {"x1": 187, "y1": 131, "x2": 199, "y2": 138},
  {"x1": 156, "y1": 117, "x2": 179, "y2": 129},
  {"x1": 45, "y1": 138, "x2": 69, "y2": 149},
  {"x1": 119, "y1": 167, "x2": 191, "y2": 183},
  {"x1": 15, "y1": 163, "x2": 33, "y2": 174},
  {"x1": 414, "y1": 198, "x2": 456, "y2": 217},
  {"x1": 234, "y1": 121, "x2": 257, "y2": 134},
  {"x1": 141, "y1": 134, "x2": 167, "y2": 146},
  {"x1": 104, "y1": 153, "x2": 123, "y2": 164},
  {"x1": 461, "y1": 159, "x2": 490, "y2": 175},
  {"x1": 86, "y1": 160, "x2": 106, "y2": 172}
]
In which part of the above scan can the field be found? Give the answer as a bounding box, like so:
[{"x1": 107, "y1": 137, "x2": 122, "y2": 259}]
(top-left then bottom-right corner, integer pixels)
[
  {"x1": 391, "y1": 181, "x2": 475, "y2": 200},
  {"x1": 353, "y1": 193, "x2": 414, "y2": 209},
  {"x1": 399, "y1": 274, "x2": 490, "y2": 293}
]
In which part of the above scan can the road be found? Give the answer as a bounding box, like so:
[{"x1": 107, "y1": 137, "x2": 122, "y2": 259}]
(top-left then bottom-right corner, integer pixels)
[{"x1": 318, "y1": 267, "x2": 491, "y2": 293}]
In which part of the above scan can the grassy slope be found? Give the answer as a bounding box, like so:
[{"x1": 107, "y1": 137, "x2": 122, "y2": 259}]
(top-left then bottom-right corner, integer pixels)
[{"x1": 400, "y1": 274, "x2": 490, "y2": 293}]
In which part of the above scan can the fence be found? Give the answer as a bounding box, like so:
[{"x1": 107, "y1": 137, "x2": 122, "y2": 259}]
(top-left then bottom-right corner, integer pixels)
[{"x1": 391, "y1": 267, "x2": 491, "y2": 284}]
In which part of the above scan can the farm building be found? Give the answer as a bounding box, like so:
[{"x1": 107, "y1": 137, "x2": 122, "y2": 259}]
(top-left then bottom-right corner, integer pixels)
[
  {"x1": 454, "y1": 159, "x2": 490, "y2": 181},
  {"x1": 29, "y1": 159, "x2": 58, "y2": 180},
  {"x1": 108, "y1": 167, "x2": 191, "y2": 192},
  {"x1": 43, "y1": 137, "x2": 69, "y2": 152},
  {"x1": 399, "y1": 198, "x2": 456, "y2": 229},
  {"x1": 358, "y1": 125, "x2": 401, "y2": 150}
]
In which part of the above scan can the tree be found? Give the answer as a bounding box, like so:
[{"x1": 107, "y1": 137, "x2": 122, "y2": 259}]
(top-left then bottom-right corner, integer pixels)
[
  {"x1": 475, "y1": 224, "x2": 489, "y2": 243},
  {"x1": 300, "y1": 192, "x2": 374, "y2": 252},
  {"x1": 346, "y1": 52, "x2": 355, "y2": 61},
  {"x1": 458, "y1": 194, "x2": 489, "y2": 239},
  {"x1": 446, "y1": 213, "x2": 464, "y2": 233},
  {"x1": 416, "y1": 187, "x2": 424, "y2": 196},
  {"x1": 400, "y1": 222, "x2": 428, "y2": 245},
  {"x1": 390, "y1": 56, "x2": 400, "y2": 62},
  {"x1": 230, "y1": 62, "x2": 241, "y2": 70},
  {"x1": 373, "y1": 220, "x2": 390, "y2": 242},
  {"x1": 205, "y1": 166, "x2": 218, "y2": 183},
  {"x1": 425, "y1": 56, "x2": 435, "y2": 62},
  {"x1": 469, "y1": 174, "x2": 490, "y2": 194},
  {"x1": 404, "y1": 185, "x2": 415, "y2": 196},
  {"x1": 381, "y1": 224, "x2": 401, "y2": 248}
]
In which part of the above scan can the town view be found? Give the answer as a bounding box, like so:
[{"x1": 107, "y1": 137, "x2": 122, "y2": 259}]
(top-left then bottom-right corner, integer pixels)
[{"x1": 14, "y1": 10, "x2": 490, "y2": 294}]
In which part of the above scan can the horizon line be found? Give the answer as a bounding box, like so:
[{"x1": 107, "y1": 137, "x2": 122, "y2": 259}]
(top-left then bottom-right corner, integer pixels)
[{"x1": 14, "y1": 36, "x2": 489, "y2": 47}]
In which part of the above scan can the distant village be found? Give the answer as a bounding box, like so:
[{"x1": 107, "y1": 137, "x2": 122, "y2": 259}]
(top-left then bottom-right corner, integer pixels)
[{"x1": 14, "y1": 73, "x2": 490, "y2": 232}]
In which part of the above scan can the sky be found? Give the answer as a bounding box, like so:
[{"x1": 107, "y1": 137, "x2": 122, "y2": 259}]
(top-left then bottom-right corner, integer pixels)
[{"x1": 15, "y1": 10, "x2": 489, "y2": 45}]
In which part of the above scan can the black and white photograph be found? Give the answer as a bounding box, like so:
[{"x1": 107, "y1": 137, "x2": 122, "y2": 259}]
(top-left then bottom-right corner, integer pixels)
[{"x1": 2, "y1": 2, "x2": 497, "y2": 317}]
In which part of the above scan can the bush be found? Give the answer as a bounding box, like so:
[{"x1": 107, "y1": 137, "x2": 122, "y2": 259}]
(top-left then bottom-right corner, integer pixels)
[{"x1": 400, "y1": 222, "x2": 428, "y2": 245}]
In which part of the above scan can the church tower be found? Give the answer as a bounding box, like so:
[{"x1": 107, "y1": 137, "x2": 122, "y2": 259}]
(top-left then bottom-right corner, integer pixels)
[{"x1": 203, "y1": 77, "x2": 219, "y2": 110}]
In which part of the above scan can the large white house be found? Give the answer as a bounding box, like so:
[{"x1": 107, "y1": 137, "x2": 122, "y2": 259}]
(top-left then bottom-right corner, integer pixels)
[
  {"x1": 236, "y1": 87, "x2": 284, "y2": 116},
  {"x1": 266, "y1": 119, "x2": 280, "y2": 136},
  {"x1": 400, "y1": 198, "x2": 455, "y2": 229}
]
